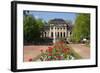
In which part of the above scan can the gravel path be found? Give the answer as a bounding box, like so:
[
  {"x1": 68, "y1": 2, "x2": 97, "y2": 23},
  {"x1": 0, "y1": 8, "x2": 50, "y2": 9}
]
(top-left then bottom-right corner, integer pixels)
[{"x1": 68, "y1": 44, "x2": 90, "y2": 59}]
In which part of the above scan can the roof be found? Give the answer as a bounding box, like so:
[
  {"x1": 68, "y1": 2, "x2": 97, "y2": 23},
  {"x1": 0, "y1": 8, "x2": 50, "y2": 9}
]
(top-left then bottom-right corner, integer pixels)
[
  {"x1": 48, "y1": 19, "x2": 67, "y2": 25},
  {"x1": 42, "y1": 19, "x2": 73, "y2": 31}
]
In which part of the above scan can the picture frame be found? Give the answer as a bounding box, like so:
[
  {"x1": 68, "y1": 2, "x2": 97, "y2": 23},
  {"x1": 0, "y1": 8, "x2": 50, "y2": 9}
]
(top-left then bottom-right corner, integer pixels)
[{"x1": 11, "y1": 1, "x2": 98, "y2": 72}]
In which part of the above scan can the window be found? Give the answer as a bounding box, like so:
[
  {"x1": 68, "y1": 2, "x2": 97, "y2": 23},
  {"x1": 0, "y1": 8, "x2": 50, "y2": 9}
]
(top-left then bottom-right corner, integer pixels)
[
  {"x1": 51, "y1": 27, "x2": 53, "y2": 30},
  {"x1": 51, "y1": 32, "x2": 53, "y2": 37},
  {"x1": 45, "y1": 32, "x2": 46, "y2": 37},
  {"x1": 61, "y1": 32, "x2": 62, "y2": 37},
  {"x1": 64, "y1": 32, "x2": 65, "y2": 37},
  {"x1": 57, "y1": 32, "x2": 59, "y2": 37}
]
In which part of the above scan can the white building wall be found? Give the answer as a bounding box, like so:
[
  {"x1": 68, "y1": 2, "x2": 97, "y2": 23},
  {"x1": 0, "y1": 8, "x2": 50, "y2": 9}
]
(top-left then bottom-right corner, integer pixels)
[{"x1": 42, "y1": 24, "x2": 68, "y2": 43}]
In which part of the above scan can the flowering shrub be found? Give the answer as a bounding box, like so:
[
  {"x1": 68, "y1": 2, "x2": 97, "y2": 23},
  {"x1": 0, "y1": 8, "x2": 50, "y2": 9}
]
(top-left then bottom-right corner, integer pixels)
[{"x1": 40, "y1": 41, "x2": 75, "y2": 61}]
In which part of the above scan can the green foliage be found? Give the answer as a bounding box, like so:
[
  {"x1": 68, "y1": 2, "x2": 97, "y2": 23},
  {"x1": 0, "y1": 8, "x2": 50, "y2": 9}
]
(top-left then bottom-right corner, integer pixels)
[
  {"x1": 71, "y1": 13, "x2": 90, "y2": 42},
  {"x1": 24, "y1": 13, "x2": 44, "y2": 43}
]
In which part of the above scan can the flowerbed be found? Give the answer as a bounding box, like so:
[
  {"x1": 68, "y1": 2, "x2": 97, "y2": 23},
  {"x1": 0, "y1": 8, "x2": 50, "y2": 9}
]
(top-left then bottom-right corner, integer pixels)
[{"x1": 40, "y1": 41, "x2": 81, "y2": 61}]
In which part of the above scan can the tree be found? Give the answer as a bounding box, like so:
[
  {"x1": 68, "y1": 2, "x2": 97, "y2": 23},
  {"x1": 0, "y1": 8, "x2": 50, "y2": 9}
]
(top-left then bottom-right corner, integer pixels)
[
  {"x1": 71, "y1": 13, "x2": 90, "y2": 42},
  {"x1": 23, "y1": 13, "x2": 44, "y2": 44}
]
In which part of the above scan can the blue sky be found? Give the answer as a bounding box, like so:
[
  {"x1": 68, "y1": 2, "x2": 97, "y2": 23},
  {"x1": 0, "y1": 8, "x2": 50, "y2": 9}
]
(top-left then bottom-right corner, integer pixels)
[{"x1": 26, "y1": 11, "x2": 77, "y2": 24}]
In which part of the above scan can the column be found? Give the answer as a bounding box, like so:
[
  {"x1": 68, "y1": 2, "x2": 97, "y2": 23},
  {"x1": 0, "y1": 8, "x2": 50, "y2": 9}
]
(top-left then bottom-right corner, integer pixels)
[
  {"x1": 49, "y1": 26, "x2": 51, "y2": 37},
  {"x1": 53, "y1": 26, "x2": 56, "y2": 43},
  {"x1": 65, "y1": 27, "x2": 67, "y2": 37},
  {"x1": 62, "y1": 27, "x2": 64, "y2": 38}
]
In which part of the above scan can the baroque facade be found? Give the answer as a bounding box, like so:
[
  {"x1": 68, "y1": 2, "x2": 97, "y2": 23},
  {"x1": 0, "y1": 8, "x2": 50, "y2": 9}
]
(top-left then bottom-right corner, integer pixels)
[{"x1": 41, "y1": 19, "x2": 72, "y2": 43}]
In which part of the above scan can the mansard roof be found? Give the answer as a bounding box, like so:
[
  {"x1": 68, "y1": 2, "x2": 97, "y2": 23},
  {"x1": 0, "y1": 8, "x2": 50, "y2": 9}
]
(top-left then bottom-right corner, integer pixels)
[
  {"x1": 48, "y1": 18, "x2": 67, "y2": 25},
  {"x1": 42, "y1": 18, "x2": 73, "y2": 31}
]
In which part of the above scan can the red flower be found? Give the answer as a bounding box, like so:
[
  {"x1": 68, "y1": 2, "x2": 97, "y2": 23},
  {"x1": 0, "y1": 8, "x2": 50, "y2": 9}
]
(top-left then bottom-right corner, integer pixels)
[
  {"x1": 62, "y1": 48, "x2": 69, "y2": 53},
  {"x1": 48, "y1": 54, "x2": 52, "y2": 56},
  {"x1": 48, "y1": 47, "x2": 53, "y2": 52},
  {"x1": 56, "y1": 56, "x2": 61, "y2": 60},
  {"x1": 29, "y1": 58, "x2": 32, "y2": 62},
  {"x1": 62, "y1": 48, "x2": 70, "y2": 53},
  {"x1": 48, "y1": 47, "x2": 52, "y2": 49}
]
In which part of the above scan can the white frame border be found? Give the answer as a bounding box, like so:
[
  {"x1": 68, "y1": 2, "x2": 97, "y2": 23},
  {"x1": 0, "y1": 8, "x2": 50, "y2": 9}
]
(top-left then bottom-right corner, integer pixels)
[{"x1": 16, "y1": 3, "x2": 97, "y2": 70}]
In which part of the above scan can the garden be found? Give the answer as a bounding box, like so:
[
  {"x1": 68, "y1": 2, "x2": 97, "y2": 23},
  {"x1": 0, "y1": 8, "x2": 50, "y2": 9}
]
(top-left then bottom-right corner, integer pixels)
[
  {"x1": 23, "y1": 11, "x2": 90, "y2": 62},
  {"x1": 28, "y1": 41, "x2": 82, "y2": 62}
]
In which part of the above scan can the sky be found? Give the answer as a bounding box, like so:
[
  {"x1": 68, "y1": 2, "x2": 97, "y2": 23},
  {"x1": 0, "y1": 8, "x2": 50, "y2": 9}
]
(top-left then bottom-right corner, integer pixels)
[{"x1": 25, "y1": 10, "x2": 77, "y2": 24}]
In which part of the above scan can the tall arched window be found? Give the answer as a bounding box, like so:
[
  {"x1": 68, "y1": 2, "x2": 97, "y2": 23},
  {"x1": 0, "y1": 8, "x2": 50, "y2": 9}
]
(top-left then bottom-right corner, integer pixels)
[
  {"x1": 61, "y1": 32, "x2": 62, "y2": 37},
  {"x1": 45, "y1": 32, "x2": 46, "y2": 37},
  {"x1": 51, "y1": 32, "x2": 53, "y2": 37},
  {"x1": 64, "y1": 32, "x2": 65, "y2": 37},
  {"x1": 57, "y1": 32, "x2": 59, "y2": 37}
]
